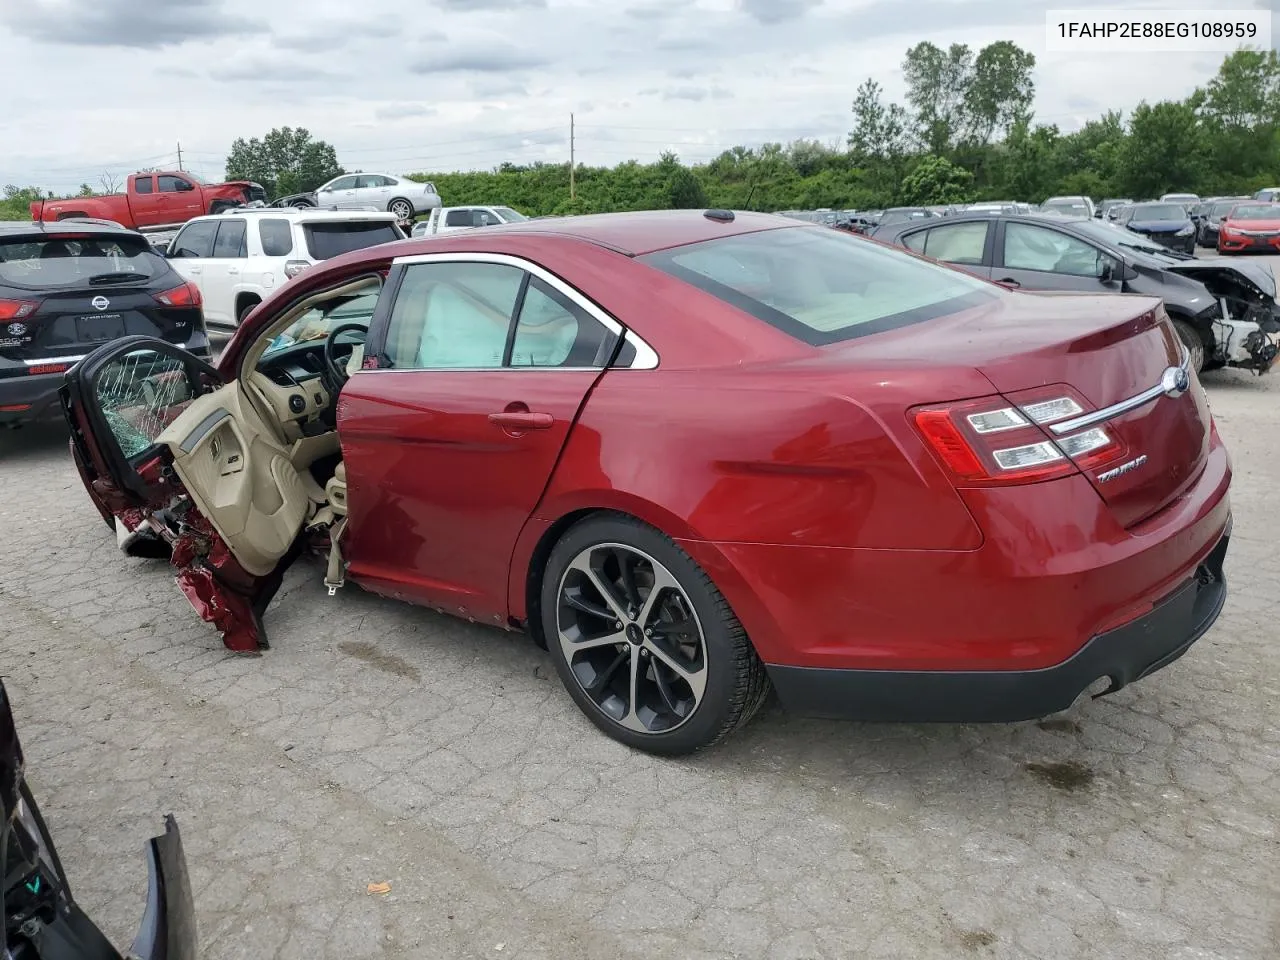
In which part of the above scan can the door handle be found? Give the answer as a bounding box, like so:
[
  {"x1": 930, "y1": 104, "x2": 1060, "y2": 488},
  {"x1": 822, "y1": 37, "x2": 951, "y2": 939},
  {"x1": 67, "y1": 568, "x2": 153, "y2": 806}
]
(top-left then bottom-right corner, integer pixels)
[
  {"x1": 228, "y1": 267, "x2": 239, "y2": 275},
  {"x1": 488, "y1": 411, "x2": 553, "y2": 430},
  {"x1": 997, "y1": 277, "x2": 1020, "y2": 288}
]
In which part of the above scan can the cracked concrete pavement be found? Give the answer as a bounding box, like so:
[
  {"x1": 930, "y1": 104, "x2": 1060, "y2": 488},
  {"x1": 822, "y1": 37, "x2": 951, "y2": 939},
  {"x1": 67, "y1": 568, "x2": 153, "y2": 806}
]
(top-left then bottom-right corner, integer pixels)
[{"x1": 0, "y1": 353, "x2": 1277, "y2": 959}]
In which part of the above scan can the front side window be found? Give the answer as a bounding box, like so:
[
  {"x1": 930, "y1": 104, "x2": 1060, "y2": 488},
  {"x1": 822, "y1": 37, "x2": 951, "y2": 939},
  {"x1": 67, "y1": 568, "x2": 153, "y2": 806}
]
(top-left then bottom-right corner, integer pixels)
[
  {"x1": 212, "y1": 219, "x2": 247, "y2": 258},
  {"x1": 258, "y1": 219, "x2": 294, "y2": 257},
  {"x1": 1003, "y1": 223, "x2": 1104, "y2": 277},
  {"x1": 383, "y1": 262, "x2": 525, "y2": 369},
  {"x1": 641, "y1": 226, "x2": 995, "y2": 346},
  {"x1": 170, "y1": 221, "x2": 218, "y2": 259},
  {"x1": 445, "y1": 209, "x2": 474, "y2": 227},
  {"x1": 94, "y1": 349, "x2": 195, "y2": 458},
  {"x1": 261, "y1": 292, "x2": 381, "y2": 360},
  {"x1": 158, "y1": 176, "x2": 191, "y2": 193}
]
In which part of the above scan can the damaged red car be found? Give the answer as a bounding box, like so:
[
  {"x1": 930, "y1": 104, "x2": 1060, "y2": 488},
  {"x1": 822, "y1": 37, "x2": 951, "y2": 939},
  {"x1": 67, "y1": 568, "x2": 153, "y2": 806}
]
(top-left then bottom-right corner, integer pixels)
[{"x1": 61, "y1": 210, "x2": 1232, "y2": 755}]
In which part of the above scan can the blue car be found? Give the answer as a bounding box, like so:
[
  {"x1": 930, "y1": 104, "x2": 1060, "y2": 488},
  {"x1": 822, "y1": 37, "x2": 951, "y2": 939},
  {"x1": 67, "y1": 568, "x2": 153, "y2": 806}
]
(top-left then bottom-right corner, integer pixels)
[{"x1": 1115, "y1": 201, "x2": 1197, "y2": 253}]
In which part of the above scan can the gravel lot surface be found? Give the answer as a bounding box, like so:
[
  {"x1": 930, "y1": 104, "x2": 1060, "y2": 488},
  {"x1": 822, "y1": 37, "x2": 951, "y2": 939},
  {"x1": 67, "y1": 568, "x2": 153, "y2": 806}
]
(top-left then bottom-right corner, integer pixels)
[{"x1": 0, "y1": 254, "x2": 1277, "y2": 959}]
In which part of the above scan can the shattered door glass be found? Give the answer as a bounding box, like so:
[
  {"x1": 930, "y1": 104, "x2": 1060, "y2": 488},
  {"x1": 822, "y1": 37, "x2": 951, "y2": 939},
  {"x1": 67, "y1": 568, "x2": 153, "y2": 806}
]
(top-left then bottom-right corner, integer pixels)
[{"x1": 94, "y1": 350, "x2": 195, "y2": 458}]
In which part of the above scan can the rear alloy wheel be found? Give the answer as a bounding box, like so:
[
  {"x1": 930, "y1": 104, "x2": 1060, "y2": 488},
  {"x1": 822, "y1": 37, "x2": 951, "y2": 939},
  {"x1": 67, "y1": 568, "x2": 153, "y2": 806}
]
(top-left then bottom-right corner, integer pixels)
[
  {"x1": 1172, "y1": 318, "x2": 1206, "y2": 373},
  {"x1": 388, "y1": 198, "x2": 414, "y2": 222},
  {"x1": 542, "y1": 515, "x2": 769, "y2": 755}
]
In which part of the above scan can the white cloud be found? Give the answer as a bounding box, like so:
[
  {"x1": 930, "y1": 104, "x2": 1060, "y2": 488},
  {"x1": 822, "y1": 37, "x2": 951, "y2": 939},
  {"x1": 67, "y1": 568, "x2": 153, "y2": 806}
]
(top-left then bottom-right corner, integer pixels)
[{"x1": 0, "y1": 0, "x2": 1260, "y2": 192}]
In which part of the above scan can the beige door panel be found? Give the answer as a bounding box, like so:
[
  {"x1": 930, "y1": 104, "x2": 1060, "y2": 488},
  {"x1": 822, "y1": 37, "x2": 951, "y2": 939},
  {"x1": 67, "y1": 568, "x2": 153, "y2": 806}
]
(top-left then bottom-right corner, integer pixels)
[{"x1": 156, "y1": 383, "x2": 311, "y2": 577}]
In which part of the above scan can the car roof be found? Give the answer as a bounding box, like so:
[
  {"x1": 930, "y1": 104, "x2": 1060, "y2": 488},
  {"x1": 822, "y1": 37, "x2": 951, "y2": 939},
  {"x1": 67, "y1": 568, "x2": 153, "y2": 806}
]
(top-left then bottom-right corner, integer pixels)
[
  {"x1": 194, "y1": 209, "x2": 400, "y2": 223},
  {"x1": 0, "y1": 219, "x2": 138, "y2": 240},
  {"x1": 453, "y1": 209, "x2": 800, "y2": 256}
]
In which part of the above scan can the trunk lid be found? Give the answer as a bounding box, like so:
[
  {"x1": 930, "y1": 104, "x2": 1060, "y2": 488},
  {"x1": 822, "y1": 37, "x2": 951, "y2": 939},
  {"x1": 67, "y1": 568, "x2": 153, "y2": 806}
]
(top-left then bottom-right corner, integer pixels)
[
  {"x1": 0, "y1": 287, "x2": 199, "y2": 362},
  {"x1": 854, "y1": 291, "x2": 1210, "y2": 528}
]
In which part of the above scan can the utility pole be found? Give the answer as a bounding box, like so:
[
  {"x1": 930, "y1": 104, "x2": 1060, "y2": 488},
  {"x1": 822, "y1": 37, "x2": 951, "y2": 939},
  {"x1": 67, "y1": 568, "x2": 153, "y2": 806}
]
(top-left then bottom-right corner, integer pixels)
[
  {"x1": 569, "y1": 113, "x2": 575, "y2": 202},
  {"x1": 177, "y1": 142, "x2": 184, "y2": 171}
]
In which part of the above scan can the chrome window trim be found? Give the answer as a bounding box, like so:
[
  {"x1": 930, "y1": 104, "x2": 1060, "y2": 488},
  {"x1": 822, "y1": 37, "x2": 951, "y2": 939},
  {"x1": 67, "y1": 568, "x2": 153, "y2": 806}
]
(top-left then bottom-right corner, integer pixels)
[
  {"x1": 1046, "y1": 346, "x2": 1190, "y2": 435},
  {"x1": 388, "y1": 251, "x2": 659, "y2": 370},
  {"x1": 25, "y1": 354, "x2": 85, "y2": 366}
]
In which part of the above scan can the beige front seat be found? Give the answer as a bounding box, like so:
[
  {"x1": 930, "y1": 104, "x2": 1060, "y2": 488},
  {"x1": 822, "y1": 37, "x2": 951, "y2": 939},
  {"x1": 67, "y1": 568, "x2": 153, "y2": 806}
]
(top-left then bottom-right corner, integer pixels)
[{"x1": 326, "y1": 461, "x2": 347, "y2": 516}]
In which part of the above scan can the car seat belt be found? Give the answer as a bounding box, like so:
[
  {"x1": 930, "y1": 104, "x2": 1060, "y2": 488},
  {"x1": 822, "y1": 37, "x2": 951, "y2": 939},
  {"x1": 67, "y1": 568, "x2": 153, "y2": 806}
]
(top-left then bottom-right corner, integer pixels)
[{"x1": 325, "y1": 517, "x2": 348, "y2": 596}]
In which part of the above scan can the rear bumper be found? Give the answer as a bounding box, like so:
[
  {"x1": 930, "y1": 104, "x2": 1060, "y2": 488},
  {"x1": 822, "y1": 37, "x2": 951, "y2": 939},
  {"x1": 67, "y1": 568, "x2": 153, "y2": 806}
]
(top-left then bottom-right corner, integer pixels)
[
  {"x1": 765, "y1": 525, "x2": 1228, "y2": 721},
  {"x1": 0, "y1": 371, "x2": 64, "y2": 425}
]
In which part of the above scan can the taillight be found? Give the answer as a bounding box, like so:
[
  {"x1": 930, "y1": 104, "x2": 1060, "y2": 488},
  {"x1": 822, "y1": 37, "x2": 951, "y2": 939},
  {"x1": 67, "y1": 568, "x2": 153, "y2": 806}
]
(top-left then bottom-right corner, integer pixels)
[
  {"x1": 0, "y1": 299, "x2": 38, "y2": 321},
  {"x1": 913, "y1": 392, "x2": 1127, "y2": 486},
  {"x1": 154, "y1": 281, "x2": 202, "y2": 308}
]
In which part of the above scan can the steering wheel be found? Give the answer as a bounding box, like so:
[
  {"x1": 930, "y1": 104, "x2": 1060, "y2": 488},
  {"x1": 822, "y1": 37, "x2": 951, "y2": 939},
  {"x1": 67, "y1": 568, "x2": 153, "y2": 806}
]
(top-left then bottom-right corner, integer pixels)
[{"x1": 322, "y1": 322, "x2": 369, "y2": 392}]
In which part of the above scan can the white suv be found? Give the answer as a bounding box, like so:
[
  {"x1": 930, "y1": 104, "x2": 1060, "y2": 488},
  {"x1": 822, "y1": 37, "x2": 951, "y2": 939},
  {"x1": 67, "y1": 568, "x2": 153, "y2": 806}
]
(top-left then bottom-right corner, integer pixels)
[{"x1": 165, "y1": 210, "x2": 405, "y2": 328}]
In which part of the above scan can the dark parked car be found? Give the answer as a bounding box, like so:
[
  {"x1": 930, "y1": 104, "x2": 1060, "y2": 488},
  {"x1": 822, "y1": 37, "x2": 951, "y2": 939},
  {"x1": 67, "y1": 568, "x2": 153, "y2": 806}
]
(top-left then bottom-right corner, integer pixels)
[
  {"x1": 62, "y1": 210, "x2": 1231, "y2": 755},
  {"x1": 1197, "y1": 198, "x2": 1251, "y2": 247},
  {"x1": 1097, "y1": 198, "x2": 1132, "y2": 220},
  {"x1": 875, "y1": 210, "x2": 1279, "y2": 373},
  {"x1": 0, "y1": 221, "x2": 210, "y2": 429},
  {"x1": 876, "y1": 206, "x2": 934, "y2": 226},
  {"x1": 1, "y1": 679, "x2": 197, "y2": 958},
  {"x1": 1114, "y1": 202, "x2": 1197, "y2": 253}
]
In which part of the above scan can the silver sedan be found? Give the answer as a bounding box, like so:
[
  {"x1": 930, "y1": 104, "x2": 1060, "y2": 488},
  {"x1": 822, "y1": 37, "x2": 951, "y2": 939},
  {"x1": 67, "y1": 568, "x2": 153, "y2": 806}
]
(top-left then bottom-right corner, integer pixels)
[{"x1": 314, "y1": 174, "x2": 442, "y2": 222}]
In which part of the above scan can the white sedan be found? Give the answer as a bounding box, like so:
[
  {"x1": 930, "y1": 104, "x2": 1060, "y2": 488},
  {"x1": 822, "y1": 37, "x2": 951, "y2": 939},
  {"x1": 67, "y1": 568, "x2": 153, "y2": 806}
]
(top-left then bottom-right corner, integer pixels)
[{"x1": 314, "y1": 174, "x2": 441, "y2": 222}]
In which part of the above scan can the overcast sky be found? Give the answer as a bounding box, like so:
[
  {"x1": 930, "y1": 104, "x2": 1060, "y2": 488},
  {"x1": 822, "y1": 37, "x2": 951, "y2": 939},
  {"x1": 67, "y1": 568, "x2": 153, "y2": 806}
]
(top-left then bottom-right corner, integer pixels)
[{"x1": 0, "y1": 0, "x2": 1275, "y2": 192}]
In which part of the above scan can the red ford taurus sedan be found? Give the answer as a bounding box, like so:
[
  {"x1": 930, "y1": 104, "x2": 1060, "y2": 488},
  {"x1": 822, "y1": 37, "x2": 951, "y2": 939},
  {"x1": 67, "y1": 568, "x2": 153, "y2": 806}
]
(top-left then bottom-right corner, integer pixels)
[{"x1": 61, "y1": 210, "x2": 1231, "y2": 754}]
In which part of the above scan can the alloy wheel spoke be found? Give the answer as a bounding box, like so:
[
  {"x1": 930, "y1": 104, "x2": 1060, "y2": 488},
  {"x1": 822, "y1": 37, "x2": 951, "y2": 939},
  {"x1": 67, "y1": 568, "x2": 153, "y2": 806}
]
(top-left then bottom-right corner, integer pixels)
[
  {"x1": 586, "y1": 647, "x2": 632, "y2": 695},
  {"x1": 562, "y1": 589, "x2": 614, "y2": 622},
  {"x1": 618, "y1": 551, "x2": 643, "y2": 613},
  {"x1": 568, "y1": 553, "x2": 628, "y2": 623},
  {"x1": 565, "y1": 629, "x2": 629, "y2": 653},
  {"x1": 621, "y1": 643, "x2": 646, "y2": 731},
  {"x1": 644, "y1": 638, "x2": 707, "y2": 702},
  {"x1": 636, "y1": 566, "x2": 681, "y2": 631},
  {"x1": 651, "y1": 660, "x2": 684, "y2": 715}
]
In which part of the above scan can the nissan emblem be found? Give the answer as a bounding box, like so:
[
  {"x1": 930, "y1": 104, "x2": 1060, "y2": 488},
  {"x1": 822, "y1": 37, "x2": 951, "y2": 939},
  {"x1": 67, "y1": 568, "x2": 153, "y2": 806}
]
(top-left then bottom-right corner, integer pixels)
[
  {"x1": 91, "y1": 295, "x2": 110, "y2": 312},
  {"x1": 7, "y1": 322, "x2": 27, "y2": 336}
]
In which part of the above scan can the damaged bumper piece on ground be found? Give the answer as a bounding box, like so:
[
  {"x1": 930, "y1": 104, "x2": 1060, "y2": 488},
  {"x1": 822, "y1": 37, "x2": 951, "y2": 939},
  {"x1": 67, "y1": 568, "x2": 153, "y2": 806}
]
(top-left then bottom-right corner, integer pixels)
[{"x1": 1, "y1": 681, "x2": 198, "y2": 960}]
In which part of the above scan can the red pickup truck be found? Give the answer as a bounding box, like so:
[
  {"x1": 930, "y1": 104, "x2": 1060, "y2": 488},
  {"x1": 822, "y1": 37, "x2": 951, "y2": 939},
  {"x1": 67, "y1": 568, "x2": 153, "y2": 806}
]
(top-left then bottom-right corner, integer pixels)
[{"x1": 31, "y1": 171, "x2": 267, "y2": 230}]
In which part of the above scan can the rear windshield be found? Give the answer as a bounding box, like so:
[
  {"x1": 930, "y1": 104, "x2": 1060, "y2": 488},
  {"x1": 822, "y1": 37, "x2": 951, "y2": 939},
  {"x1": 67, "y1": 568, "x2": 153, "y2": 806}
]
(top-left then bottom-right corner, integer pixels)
[
  {"x1": 1130, "y1": 203, "x2": 1188, "y2": 220},
  {"x1": 1227, "y1": 204, "x2": 1280, "y2": 220},
  {"x1": 0, "y1": 234, "x2": 161, "y2": 288},
  {"x1": 640, "y1": 226, "x2": 996, "y2": 346},
  {"x1": 303, "y1": 222, "x2": 402, "y2": 260}
]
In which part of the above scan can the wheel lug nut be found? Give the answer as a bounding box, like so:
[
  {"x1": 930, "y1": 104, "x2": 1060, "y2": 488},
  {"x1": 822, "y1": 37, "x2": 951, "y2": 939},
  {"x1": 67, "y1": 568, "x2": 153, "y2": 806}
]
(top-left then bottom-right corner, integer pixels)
[
  {"x1": 615, "y1": 621, "x2": 623, "y2": 630},
  {"x1": 644, "y1": 628, "x2": 653, "y2": 637}
]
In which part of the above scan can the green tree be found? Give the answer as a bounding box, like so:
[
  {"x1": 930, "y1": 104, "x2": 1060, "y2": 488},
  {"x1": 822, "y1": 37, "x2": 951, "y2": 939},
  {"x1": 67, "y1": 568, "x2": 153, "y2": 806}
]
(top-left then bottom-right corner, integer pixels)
[
  {"x1": 225, "y1": 127, "x2": 344, "y2": 199},
  {"x1": 667, "y1": 165, "x2": 708, "y2": 208},
  {"x1": 1199, "y1": 49, "x2": 1280, "y2": 186},
  {"x1": 1117, "y1": 100, "x2": 1206, "y2": 198},
  {"x1": 903, "y1": 42, "x2": 975, "y2": 154},
  {"x1": 962, "y1": 40, "x2": 1036, "y2": 146},
  {"x1": 898, "y1": 155, "x2": 974, "y2": 204}
]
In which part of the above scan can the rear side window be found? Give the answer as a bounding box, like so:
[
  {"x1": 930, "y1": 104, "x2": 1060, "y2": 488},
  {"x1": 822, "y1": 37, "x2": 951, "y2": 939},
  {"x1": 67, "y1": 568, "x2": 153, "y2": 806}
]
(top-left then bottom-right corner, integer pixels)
[
  {"x1": 0, "y1": 235, "x2": 162, "y2": 288},
  {"x1": 212, "y1": 219, "x2": 247, "y2": 258},
  {"x1": 259, "y1": 219, "x2": 294, "y2": 256},
  {"x1": 134, "y1": 177, "x2": 154, "y2": 195},
  {"x1": 303, "y1": 222, "x2": 402, "y2": 260},
  {"x1": 510, "y1": 278, "x2": 616, "y2": 367},
  {"x1": 171, "y1": 221, "x2": 218, "y2": 259},
  {"x1": 445, "y1": 209, "x2": 474, "y2": 227},
  {"x1": 640, "y1": 226, "x2": 995, "y2": 346},
  {"x1": 919, "y1": 221, "x2": 989, "y2": 264}
]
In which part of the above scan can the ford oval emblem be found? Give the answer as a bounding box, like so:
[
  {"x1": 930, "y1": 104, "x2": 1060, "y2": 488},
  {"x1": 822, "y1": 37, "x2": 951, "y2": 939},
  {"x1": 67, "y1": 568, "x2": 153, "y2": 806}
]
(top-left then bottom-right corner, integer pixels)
[
  {"x1": 1160, "y1": 365, "x2": 1189, "y2": 397},
  {"x1": 91, "y1": 295, "x2": 110, "y2": 312}
]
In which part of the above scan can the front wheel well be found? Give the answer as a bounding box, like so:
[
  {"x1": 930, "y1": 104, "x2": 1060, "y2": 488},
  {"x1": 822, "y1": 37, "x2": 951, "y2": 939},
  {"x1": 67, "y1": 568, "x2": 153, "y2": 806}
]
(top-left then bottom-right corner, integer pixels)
[{"x1": 235, "y1": 292, "x2": 262, "y2": 320}]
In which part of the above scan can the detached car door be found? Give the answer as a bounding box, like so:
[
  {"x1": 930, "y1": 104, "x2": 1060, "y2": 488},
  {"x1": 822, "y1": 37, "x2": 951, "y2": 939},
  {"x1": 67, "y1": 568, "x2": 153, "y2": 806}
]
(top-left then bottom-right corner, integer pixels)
[
  {"x1": 339, "y1": 253, "x2": 626, "y2": 624},
  {"x1": 61, "y1": 338, "x2": 300, "y2": 652}
]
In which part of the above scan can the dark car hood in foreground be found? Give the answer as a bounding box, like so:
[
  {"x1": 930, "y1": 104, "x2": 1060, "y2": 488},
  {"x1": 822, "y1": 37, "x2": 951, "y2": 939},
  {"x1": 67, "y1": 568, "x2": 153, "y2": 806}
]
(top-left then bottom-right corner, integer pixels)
[{"x1": 1127, "y1": 219, "x2": 1190, "y2": 233}]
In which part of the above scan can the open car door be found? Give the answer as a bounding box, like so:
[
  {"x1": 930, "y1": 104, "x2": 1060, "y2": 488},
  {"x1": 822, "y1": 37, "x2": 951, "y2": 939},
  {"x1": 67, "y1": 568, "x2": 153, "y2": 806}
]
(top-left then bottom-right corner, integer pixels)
[{"x1": 60, "y1": 336, "x2": 308, "y2": 652}]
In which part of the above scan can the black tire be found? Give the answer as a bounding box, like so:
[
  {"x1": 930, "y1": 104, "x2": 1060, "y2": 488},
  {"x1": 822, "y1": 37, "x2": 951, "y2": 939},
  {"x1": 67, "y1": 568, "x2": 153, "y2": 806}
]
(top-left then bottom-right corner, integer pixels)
[
  {"x1": 291, "y1": 199, "x2": 315, "y2": 209},
  {"x1": 236, "y1": 298, "x2": 260, "y2": 324},
  {"x1": 541, "y1": 513, "x2": 770, "y2": 755},
  {"x1": 388, "y1": 198, "x2": 414, "y2": 222},
  {"x1": 1172, "y1": 318, "x2": 1206, "y2": 373}
]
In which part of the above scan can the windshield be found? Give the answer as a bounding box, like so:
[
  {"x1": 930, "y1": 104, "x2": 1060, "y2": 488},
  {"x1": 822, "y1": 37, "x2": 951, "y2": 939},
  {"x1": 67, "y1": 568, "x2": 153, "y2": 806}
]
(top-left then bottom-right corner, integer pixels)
[
  {"x1": 261, "y1": 292, "x2": 380, "y2": 359},
  {"x1": 1211, "y1": 201, "x2": 1240, "y2": 217},
  {"x1": 492, "y1": 206, "x2": 528, "y2": 222},
  {"x1": 303, "y1": 221, "x2": 403, "y2": 259},
  {"x1": 1129, "y1": 204, "x2": 1188, "y2": 220},
  {"x1": 1072, "y1": 220, "x2": 1182, "y2": 260},
  {"x1": 1227, "y1": 204, "x2": 1280, "y2": 221},
  {"x1": 0, "y1": 234, "x2": 161, "y2": 288},
  {"x1": 640, "y1": 225, "x2": 996, "y2": 346}
]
